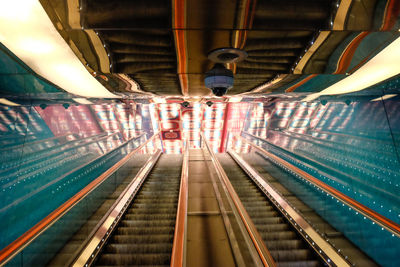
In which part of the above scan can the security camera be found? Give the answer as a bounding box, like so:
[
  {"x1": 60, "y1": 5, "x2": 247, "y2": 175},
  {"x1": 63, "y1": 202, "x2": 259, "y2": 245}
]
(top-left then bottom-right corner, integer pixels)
[
  {"x1": 205, "y1": 63, "x2": 233, "y2": 97},
  {"x1": 206, "y1": 101, "x2": 213, "y2": 107},
  {"x1": 181, "y1": 101, "x2": 190, "y2": 108}
]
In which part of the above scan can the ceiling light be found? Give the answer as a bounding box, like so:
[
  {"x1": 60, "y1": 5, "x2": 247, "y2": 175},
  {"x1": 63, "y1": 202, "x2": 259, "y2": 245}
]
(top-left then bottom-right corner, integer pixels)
[
  {"x1": 73, "y1": 98, "x2": 94, "y2": 104},
  {"x1": 0, "y1": 98, "x2": 19, "y2": 106},
  {"x1": 303, "y1": 36, "x2": 400, "y2": 101},
  {"x1": 0, "y1": 1, "x2": 118, "y2": 98},
  {"x1": 371, "y1": 94, "x2": 397, "y2": 102}
]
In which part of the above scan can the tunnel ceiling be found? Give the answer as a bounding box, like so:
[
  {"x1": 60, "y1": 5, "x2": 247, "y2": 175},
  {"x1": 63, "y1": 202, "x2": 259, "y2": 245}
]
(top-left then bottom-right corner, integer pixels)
[{"x1": 39, "y1": 0, "x2": 400, "y2": 97}]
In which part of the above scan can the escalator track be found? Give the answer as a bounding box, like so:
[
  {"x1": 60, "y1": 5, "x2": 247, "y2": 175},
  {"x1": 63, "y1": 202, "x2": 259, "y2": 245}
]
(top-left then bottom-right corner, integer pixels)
[
  {"x1": 94, "y1": 154, "x2": 182, "y2": 266},
  {"x1": 217, "y1": 154, "x2": 324, "y2": 267}
]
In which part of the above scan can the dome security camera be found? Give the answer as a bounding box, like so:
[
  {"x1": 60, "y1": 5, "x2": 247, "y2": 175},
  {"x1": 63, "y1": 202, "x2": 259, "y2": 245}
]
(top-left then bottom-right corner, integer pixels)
[
  {"x1": 181, "y1": 101, "x2": 190, "y2": 108},
  {"x1": 206, "y1": 101, "x2": 213, "y2": 107},
  {"x1": 205, "y1": 63, "x2": 233, "y2": 97}
]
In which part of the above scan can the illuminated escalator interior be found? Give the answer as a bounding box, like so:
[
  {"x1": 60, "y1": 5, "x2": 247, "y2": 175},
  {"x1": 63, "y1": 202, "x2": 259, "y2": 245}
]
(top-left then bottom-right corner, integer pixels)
[{"x1": 94, "y1": 154, "x2": 182, "y2": 266}]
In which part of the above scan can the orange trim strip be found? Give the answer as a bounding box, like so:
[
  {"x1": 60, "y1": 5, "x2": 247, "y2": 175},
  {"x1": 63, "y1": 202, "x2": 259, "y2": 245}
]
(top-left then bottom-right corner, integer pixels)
[
  {"x1": 241, "y1": 134, "x2": 400, "y2": 236},
  {"x1": 0, "y1": 133, "x2": 159, "y2": 264},
  {"x1": 230, "y1": 192, "x2": 274, "y2": 267},
  {"x1": 232, "y1": 0, "x2": 257, "y2": 73},
  {"x1": 381, "y1": 0, "x2": 400, "y2": 30},
  {"x1": 170, "y1": 141, "x2": 188, "y2": 267},
  {"x1": 173, "y1": 0, "x2": 189, "y2": 96},
  {"x1": 285, "y1": 74, "x2": 317, "y2": 93},
  {"x1": 334, "y1": 32, "x2": 370, "y2": 74},
  {"x1": 239, "y1": 0, "x2": 257, "y2": 50}
]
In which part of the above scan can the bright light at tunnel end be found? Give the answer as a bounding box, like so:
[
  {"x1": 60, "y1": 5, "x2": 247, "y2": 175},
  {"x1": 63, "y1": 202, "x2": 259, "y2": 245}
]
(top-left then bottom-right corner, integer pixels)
[{"x1": 0, "y1": 0, "x2": 118, "y2": 98}]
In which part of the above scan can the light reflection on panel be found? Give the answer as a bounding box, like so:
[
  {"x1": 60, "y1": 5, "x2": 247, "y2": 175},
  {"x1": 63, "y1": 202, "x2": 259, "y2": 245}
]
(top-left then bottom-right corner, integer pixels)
[
  {"x1": 203, "y1": 102, "x2": 226, "y2": 153},
  {"x1": 157, "y1": 103, "x2": 183, "y2": 154},
  {"x1": 182, "y1": 102, "x2": 203, "y2": 149}
]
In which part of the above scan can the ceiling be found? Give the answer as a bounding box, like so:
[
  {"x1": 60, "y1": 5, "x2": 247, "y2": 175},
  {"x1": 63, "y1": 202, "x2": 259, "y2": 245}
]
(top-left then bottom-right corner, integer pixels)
[{"x1": 36, "y1": 0, "x2": 400, "y2": 97}]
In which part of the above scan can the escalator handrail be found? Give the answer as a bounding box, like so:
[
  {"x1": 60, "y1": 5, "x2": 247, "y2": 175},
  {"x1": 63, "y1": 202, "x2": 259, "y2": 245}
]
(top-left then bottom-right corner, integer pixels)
[
  {"x1": 171, "y1": 140, "x2": 189, "y2": 267},
  {"x1": 234, "y1": 133, "x2": 400, "y2": 237},
  {"x1": 202, "y1": 133, "x2": 276, "y2": 267},
  {"x1": 311, "y1": 129, "x2": 394, "y2": 143},
  {"x1": 0, "y1": 132, "x2": 160, "y2": 265},
  {"x1": 228, "y1": 149, "x2": 351, "y2": 267}
]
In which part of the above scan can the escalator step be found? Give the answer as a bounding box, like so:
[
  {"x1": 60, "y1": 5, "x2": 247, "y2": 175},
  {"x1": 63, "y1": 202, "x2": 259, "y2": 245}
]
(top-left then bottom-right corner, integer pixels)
[
  {"x1": 251, "y1": 217, "x2": 284, "y2": 224},
  {"x1": 246, "y1": 210, "x2": 279, "y2": 218},
  {"x1": 116, "y1": 226, "x2": 175, "y2": 235},
  {"x1": 256, "y1": 223, "x2": 290, "y2": 232},
  {"x1": 110, "y1": 234, "x2": 173, "y2": 244},
  {"x1": 123, "y1": 214, "x2": 176, "y2": 220},
  {"x1": 260, "y1": 231, "x2": 298, "y2": 241},
  {"x1": 265, "y1": 239, "x2": 305, "y2": 250},
  {"x1": 97, "y1": 253, "x2": 171, "y2": 265},
  {"x1": 104, "y1": 243, "x2": 173, "y2": 254},
  {"x1": 127, "y1": 208, "x2": 178, "y2": 214},
  {"x1": 276, "y1": 260, "x2": 321, "y2": 267},
  {"x1": 270, "y1": 249, "x2": 314, "y2": 261},
  {"x1": 119, "y1": 220, "x2": 175, "y2": 227}
]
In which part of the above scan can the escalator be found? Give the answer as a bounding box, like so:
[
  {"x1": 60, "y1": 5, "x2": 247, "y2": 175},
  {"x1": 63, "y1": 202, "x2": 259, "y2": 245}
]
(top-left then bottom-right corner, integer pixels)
[
  {"x1": 94, "y1": 154, "x2": 182, "y2": 266},
  {"x1": 238, "y1": 152, "x2": 377, "y2": 267},
  {"x1": 217, "y1": 154, "x2": 324, "y2": 267}
]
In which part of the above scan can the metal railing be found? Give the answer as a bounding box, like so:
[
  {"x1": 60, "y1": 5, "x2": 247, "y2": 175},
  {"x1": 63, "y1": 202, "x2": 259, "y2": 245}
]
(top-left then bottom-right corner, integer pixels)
[{"x1": 170, "y1": 140, "x2": 189, "y2": 267}]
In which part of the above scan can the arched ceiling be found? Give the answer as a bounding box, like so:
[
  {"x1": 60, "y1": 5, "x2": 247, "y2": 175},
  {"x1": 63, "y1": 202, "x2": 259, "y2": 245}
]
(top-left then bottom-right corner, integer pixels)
[{"x1": 38, "y1": 0, "x2": 400, "y2": 97}]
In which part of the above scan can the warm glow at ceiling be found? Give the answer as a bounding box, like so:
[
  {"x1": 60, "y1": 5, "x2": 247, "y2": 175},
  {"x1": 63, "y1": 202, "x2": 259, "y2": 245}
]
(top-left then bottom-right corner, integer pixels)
[
  {"x1": 303, "y1": 36, "x2": 400, "y2": 101},
  {"x1": 0, "y1": 0, "x2": 118, "y2": 98}
]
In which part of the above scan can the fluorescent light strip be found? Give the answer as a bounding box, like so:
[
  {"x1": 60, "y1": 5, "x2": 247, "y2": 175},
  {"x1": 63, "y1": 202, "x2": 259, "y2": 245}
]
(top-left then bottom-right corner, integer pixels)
[
  {"x1": 0, "y1": 1, "x2": 118, "y2": 98},
  {"x1": 73, "y1": 98, "x2": 94, "y2": 105},
  {"x1": 303, "y1": 36, "x2": 400, "y2": 102},
  {"x1": 0, "y1": 98, "x2": 20, "y2": 106},
  {"x1": 371, "y1": 94, "x2": 398, "y2": 102}
]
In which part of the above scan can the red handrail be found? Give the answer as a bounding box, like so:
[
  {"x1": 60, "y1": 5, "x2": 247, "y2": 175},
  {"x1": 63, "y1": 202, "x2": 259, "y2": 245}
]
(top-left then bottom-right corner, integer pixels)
[{"x1": 170, "y1": 140, "x2": 189, "y2": 267}]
